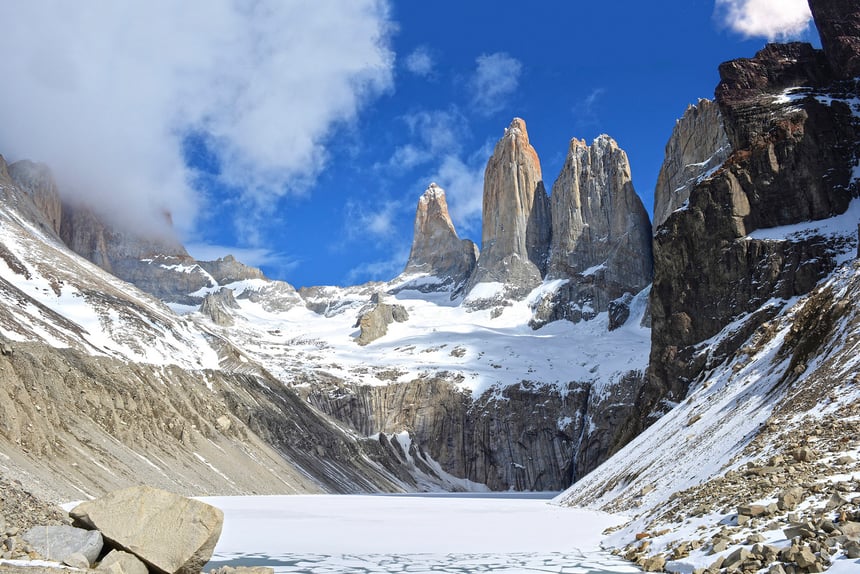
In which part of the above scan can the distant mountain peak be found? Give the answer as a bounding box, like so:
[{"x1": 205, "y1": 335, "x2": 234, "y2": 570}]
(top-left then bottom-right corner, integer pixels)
[{"x1": 402, "y1": 183, "x2": 477, "y2": 290}]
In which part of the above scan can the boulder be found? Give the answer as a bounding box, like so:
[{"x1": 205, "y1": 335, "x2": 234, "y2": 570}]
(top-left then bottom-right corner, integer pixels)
[
  {"x1": 97, "y1": 550, "x2": 150, "y2": 574},
  {"x1": 70, "y1": 486, "x2": 223, "y2": 574},
  {"x1": 354, "y1": 296, "x2": 409, "y2": 346},
  {"x1": 23, "y1": 524, "x2": 103, "y2": 566},
  {"x1": 778, "y1": 486, "x2": 804, "y2": 511}
]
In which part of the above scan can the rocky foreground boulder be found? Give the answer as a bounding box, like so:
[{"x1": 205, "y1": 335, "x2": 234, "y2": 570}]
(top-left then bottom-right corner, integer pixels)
[{"x1": 70, "y1": 485, "x2": 224, "y2": 574}]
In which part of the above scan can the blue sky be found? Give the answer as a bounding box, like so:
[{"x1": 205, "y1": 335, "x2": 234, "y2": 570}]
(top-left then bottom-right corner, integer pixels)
[{"x1": 0, "y1": 1, "x2": 818, "y2": 288}]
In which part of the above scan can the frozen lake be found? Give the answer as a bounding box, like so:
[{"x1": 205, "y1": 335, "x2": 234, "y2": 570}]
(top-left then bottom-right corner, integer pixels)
[{"x1": 200, "y1": 493, "x2": 639, "y2": 573}]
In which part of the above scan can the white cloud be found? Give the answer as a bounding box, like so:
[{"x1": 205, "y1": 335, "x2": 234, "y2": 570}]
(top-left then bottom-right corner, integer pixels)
[
  {"x1": 0, "y1": 1, "x2": 394, "y2": 239},
  {"x1": 404, "y1": 46, "x2": 435, "y2": 77},
  {"x1": 470, "y1": 53, "x2": 522, "y2": 116},
  {"x1": 344, "y1": 199, "x2": 405, "y2": 241},
  {"x1": 715, "y1": 0, "x2": 812, "y2": 40},
  {"x1": 344, "y1": 246, "x2": 410, "y2": 284},
  {"x1": 185, "y1": 242, "x2": 300, "y2": 274},
  {"x1": 572, "y1": 87, "x2": 606, "y2": 129},
  {"x1": 379, "y1": 108, "x2": 468, "y2": 172}
]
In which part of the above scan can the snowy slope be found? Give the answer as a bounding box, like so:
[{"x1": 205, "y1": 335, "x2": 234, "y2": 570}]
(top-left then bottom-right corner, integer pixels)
[
  {"x1": 180, "y1": 272, "x2": 651, "y2": 400},
  {"x1": 557, "y1": 256, "x2": 860, "y2": 571},
  {"x1": 0, "y1": 179, "x2": 220, "y2": 370}
]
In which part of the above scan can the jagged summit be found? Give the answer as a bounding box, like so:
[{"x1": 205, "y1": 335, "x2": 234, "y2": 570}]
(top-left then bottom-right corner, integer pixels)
[
  {"x1": 463, "y1": 117, "x2": 551, "y2": 305},
  {"x1": 401, "y1": 183, "x2": 478, "y2": 290},
  {"x1": 528, "y1": 134, "x2": 652, "y2": 327}
]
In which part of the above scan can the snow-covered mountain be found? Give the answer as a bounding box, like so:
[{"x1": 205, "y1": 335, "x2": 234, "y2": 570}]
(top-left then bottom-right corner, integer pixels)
[{"x1": 1, "y1": 1, "x2": 859, "y2": 572}]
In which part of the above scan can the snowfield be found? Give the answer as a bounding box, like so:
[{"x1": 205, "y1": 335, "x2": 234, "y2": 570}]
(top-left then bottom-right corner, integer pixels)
[{"x1": 187, "y1": 275, "x2": 651, "y2": 400}]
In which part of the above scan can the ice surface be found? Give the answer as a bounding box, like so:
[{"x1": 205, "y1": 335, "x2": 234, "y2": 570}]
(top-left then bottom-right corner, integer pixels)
[{"x1": 201, "y1": 494, "x2": 638, "y2": 574}]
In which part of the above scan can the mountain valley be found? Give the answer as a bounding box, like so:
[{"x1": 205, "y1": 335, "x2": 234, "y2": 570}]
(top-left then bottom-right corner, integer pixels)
[{"x1": 1, "y1": 1, "x2": 860, "y2": 572}]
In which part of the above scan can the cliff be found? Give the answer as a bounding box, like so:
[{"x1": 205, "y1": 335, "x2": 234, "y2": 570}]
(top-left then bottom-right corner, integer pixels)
[
  {"x1": 464, "y1": 118, "x2": 551, "y2": 304},
  {"x1": 653, "y1": 99, "x2": 731, "y2": 229}
]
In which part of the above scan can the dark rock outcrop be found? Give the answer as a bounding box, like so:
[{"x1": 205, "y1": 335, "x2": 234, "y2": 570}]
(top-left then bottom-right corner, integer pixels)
[
  {"x1": 301, "y1": 369, "x2": 648, "y2": 491},
  {"x1": 465, "y1": 118, "x2": 551, "y2": 303},
  {"x1": 647, "y1": 12, "x2": 860, "y2": 416},
  {"x1": 532, "y1": 136, "x2": 652, "y2": 327},
  {"x1": 402, "y1": 183, "x2": 478, "y2": 289},
  {"x1": 808, "y1": 0, "x2": 860, "y2": 80},
  {"x1": 653, "y1": 99, "x2": 731, "y2": 229}
]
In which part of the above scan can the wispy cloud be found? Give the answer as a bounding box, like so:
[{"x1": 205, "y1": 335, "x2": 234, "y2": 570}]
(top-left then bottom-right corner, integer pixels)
[
  {"x1": 469, "y1": 53, "x2": 522, "y2": 116},
  {"x1": 344, "y1": 198, "x2": 407, "y2": 242},
  {"x1": 404, "y1": 46, "x2": 435, "y2": 77},
  {"x1": 380, "y1": 108, "x2": 468, "y2": 172},
  {"x1": 344, "y1": 246, "x2": 411, "y2": 284},
  {"x1": 0, "y1": 1, "x2": 394, "y2": 240},
  {"x1": 185, "y1": 242, "x2": 301, "y2": 275},
  {"x1": 572, "y1": 87, "x2": 606, "y2": 130},
  {"x1": 715, "y1": 0, "x2": 812, "y2": 40}
]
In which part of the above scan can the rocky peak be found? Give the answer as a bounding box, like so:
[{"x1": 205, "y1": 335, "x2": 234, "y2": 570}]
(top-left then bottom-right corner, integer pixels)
[
  {"x1": 653, "y1": 99, "x2": 731, "y2": 230},
  {"x1": 464, "y1": 118, "x2": 551, "y2": 302},
  {"x1": 808, "y1": 0, "x2": 860, "y2": 80},
  {"x1": 530, "y1": 135, "x2": 652, "y2": 327},
  {"x1": 402, "y1": 183, "x2": 478, "y2": 289}
]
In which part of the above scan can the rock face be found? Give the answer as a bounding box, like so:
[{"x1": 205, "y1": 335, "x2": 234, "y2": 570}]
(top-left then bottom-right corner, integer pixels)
[
  {"x1": 647, "y1": 13, "x2": 860, "y2": 419},
  {"x1": 653, "y1": 99, "x2": 731, "y2": 229},
  {"x1": 70, "y1": 486, "x2": 223, "y2": 574},
  {"x1": 533, "y1": 136, "x2": 652, "y2": 327},
  {"x1": 465, "y1": 118, "x2": 551, "y2": 301},
  {"x1": 402, "y1": 183, "x2": 478, "y2": 288},
  {"x1": 200, "y1": 287, "x2": 240, "y2": 327},
  {"x1": 355, "y1": 293, "x2": 409, "y2": 346},
  {"x1": 60, "y1": 202, "x2": 265, "y2": 305},
  {"x1": 302, "y1": 369, "x2": 648, "y2": 490},
  {"x1": 8, "y1": 160, "x2": 63, "y2": 236},
  {"x1": 808, "y1": 0, "x2": 860, "y2": 80}
]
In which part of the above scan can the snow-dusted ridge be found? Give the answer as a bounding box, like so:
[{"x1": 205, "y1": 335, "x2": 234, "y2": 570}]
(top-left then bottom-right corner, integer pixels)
[{"x1": 187, "y1": 272, "x2": 650, "y2": 400}]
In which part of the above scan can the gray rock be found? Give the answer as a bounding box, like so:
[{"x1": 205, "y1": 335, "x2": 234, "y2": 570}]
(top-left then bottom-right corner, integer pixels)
[
  {"x1": 402, "y1": 183, "x2": 478, "y2": 290},
  {"x1": 200, "y1": 288, "x2": 240, "y2": 327},
  {"x1": 355, "y1": 297, "x2": 409, "y2": 346},
  {"x1": 23, "y1": 524, "x2": 103, "y2": 565},
  {"x1": 63, "y1": 551, "x2": 92, "y2": 569},
  {"x1": 844, "y1": 540, "x2": 860, "y2": 559},
  {"x1": 542, "y1": 135, "x2": 652, "y2": 325},
  {"x1": 653, "y1": 99, "x2": 730, "y2": 230},
  {"x1": 97, "y1": 550, "x2": 150, "y2": 574},
  {"x1": 464, "y1": 118, "x2": 551, "y2": 303},
  {"x1": 723, "y1": 547, "x2": 752, "y2": 570},
  {"x1": 778, "y1": 487, "x2": 804, "y2": 511},
  {"x1": 70, "y1": 485, "x2": 223, "y2": 574}
]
